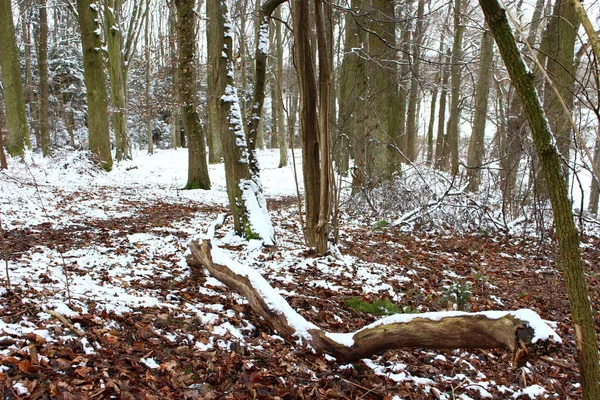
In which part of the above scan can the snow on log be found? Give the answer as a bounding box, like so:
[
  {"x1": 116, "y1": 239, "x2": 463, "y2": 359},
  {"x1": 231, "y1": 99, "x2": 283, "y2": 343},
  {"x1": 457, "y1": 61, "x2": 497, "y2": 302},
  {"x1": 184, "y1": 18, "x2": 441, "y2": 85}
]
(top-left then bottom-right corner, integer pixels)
[{"x1": 188, "y1": 239, "x2": 561, "y2": 365}]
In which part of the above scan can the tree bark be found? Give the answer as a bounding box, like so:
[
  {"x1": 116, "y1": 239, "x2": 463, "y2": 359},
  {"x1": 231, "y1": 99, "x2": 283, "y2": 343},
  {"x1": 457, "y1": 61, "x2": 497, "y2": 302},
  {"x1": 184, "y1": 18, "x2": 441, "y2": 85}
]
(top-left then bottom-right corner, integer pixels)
[
  {"x1": 479, "y1": 2, "x2": 600, "y2": 398},
  {"x1": 216, "y1": 0, "x2": 274, "y2": 244},
  {"x1": 0, "y1": 0, "x2": 31, "y2": 157},
  {"x1": 175, "y1": 0, "x2": 211, "y2": 190},
  {"x1": 292, "y1": 0, "x2": 321, "y2": 249},
  {"x1": 246, "y1": 0, "x2": 287, "y2": 175},
  {"x1": 145, "y1": 0, "x2": 153, "y2": 155},
  {"x1": 541, "y1": 0, "x2": 579, "y2": 165},
  {"x1": 206, "y1": 0, "x2": 222, "y2": 162},
  {"x1": 445, "y1": 0, "x2": 465, "y2": 174},
  {"x1": 0, "y1": 94, "x2": 7, "y2": 168},
  {"x1": 434, "y1": 49, "x2": 450, "y2": 170},
  {"x1": 104, "y1": 0, "x2": 130, "y2": 162},
  {"x1": 188, "y1": 238, "x2": 558, "y2": 365},
  {"x1": 466, "y1": 28, "x2": 494, "y2": 192},
  {"x1": 38, "y1": 0, "x2": 50, "y2": 157},
  {"x1": 77, "y1": 0, "x2": 113, "y2": 171},
  {"x1": 274, "y1": 9, "x2": 287, "y2": 168},
  {"x1": 405, "y1": 0, "x2": 425, "y2": 163}
]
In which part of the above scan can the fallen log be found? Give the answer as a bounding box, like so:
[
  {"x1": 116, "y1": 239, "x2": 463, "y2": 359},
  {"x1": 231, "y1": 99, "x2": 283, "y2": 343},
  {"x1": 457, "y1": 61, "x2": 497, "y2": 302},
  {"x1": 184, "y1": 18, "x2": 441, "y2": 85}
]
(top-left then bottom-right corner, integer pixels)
[{"x1": 188, "y1": 239, "x2": 560, "y2": 365}]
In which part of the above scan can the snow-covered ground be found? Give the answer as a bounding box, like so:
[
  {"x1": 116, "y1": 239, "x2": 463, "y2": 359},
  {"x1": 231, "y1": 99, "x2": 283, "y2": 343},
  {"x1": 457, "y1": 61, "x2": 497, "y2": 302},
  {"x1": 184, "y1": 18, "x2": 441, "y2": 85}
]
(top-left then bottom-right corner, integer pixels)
[{"x1": 0, "y1": 149, "x2": 586, "y2": 398}]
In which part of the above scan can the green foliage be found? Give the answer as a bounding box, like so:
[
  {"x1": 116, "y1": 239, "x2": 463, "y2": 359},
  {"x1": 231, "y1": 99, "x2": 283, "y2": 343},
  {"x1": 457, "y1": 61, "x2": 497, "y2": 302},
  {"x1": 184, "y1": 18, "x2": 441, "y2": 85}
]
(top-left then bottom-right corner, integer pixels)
[
  {"x1": 244, "y1": 224, "x2": 261, "y2": 240},
  {"x1": 372, "y1": 219, "x2": 390, "y2": 231},
  {"x1": 440, "y1": 281, "x2": 472, "y2": 311},
  {"x1": 344, "y1": 296, "x2": 415, "y2": 316}
]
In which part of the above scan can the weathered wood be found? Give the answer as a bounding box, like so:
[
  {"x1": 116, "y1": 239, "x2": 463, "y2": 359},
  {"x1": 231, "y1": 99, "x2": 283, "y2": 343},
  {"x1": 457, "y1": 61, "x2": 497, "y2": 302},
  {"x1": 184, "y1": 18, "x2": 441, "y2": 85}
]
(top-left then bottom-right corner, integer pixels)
[{"x1": 188, "y1": 239, "x2": 558, "y2": 365}]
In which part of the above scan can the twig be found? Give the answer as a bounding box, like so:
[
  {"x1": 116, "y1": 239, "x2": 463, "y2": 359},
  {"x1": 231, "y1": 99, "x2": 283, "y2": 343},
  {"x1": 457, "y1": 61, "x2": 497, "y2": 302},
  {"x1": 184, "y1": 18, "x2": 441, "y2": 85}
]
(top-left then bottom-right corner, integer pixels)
[
  {"x1": 43, "y1": 309, "x2": 85, "y2": 337},
  {"x1": 540, "y1": 355, "x2": 579, "y2": 373}
]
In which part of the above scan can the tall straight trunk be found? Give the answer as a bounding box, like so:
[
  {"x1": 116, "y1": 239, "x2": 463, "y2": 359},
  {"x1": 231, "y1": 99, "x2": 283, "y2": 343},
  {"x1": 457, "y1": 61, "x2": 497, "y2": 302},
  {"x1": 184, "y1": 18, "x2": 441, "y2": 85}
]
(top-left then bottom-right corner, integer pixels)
[
  {"x1": 105, "y1": 0, "x2": 130, "y2": 161},
  {"x1": 542, "y1": 0, "x2": 579, "y2": 165},
  {"x1": 434, "y1": 49, "x2": 451, "y2": 170},
  {"x1": 78, "y1": 0, "x2": 113, "y2": 171},
  {"x1": 20, "y1": 2, "x2": 37, "y2": 149},
  {"x1": 466, "y1": 28, "x2": 494, "y2": 192},
  {"x1": 169, "y1": 2, "x2": 181, "y2": 149},
  {"x1": 0, "y1": 0, "x2": 30, "y2": 157},
  {"x1": 337, "y1": 0, "x2": 364, "y2": 179},
  {"x1": 145, "y1": 0, "x2": 153, "y2": 155},
  {"x1": 274, "y1": 9, "x2": 287, "y2": 168},
  {"x1": 0, "y1": 93, "x2": 7, "y2": 168},
  {"x1": 175, "y1": 0, "x2": 211, "y2": 190},
  {"x1": 387, "y1": 2, "x2": 409, "y2": 174},
  {"x1": 314, "y1": 0, "x2": 333, "y2": 255},
  {"x1": 405, "y1": 0, "x2": 425, "y2": 163},
  {"x1": 589, "y1": 135, "x2": 600, "y2": 216},
  {"x1": 206, "y1": 0, "x2": 222, "y2": 162},
  {"x1": 38, "y1": 0, "x2": 50, "y2": 156},
  {"x1": 292, "y1": 0, "x2": 323, "y2": 250},
  {"x1": 445, "y1": 0, "x2": 465, "y2": 174},
  {"x1": 480, "y1": 3, "x2": 600, "y2": 398},
  {"x1": 245, "y1": 0, "x2": 287, "y2": 175}
]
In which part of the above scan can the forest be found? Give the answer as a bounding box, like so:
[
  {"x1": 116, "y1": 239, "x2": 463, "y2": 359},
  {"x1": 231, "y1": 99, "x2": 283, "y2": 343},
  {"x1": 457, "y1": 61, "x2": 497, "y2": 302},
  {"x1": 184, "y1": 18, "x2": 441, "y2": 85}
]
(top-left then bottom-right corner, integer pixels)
[{"x1": 1, "y1": 0, "x2": 600, "y2": 398}]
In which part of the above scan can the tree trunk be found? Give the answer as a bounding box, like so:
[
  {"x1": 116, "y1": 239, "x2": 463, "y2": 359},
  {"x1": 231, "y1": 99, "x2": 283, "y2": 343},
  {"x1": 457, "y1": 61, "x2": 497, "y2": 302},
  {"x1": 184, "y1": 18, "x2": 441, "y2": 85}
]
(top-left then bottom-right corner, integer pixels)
[
  {"x1": 245, "y1": 0, "x2": 287, "y2": 176},
  {"x1": 337, "y1": 0, "x2": 365, "y2": 181},
  {"x1": 274, "y1": 9, "x2": 287, "y2": 168},
  {"x1": 479, "y1": 2, "x2": 600, "y2": 398},
  {"x1": 0, "y1": 93, "x2": 7, "y2": 168},
  {"x1": 589, "y1": 136, "x2": 600, "y2": 216},
  {"x1": 188, "y1": 238, "x2": 559, "y2": 365},
  {"x1": 145, "y1": 0, "x2": 153, "y2": 155},
  {"x1": 292, "y1": 0, "x2": 321, "y2": 249},
  {"x1": 38, "y1": 0, "x2": 50, "y2": 157},
  {"x1": 206, "y1": 0, "x2": 222, "y2": 162},
  {"x1": 541, "y1": 0, "x2": 579, "y2": 166},
  {"x1": 216, "y1": 0, "x2": 274, "y2": 245},
  {"x1": 445, "y1": 0, "x2": 465, "y2": 175},
  {"x1": 175, "y1": 0, "x2": 211, "y2": 190},
  {"x1": 77, "y1": 0, "x2": 113, "y2": 171},
  {"x1": 466, "y1": 28, "x2": 494, "y2": 192},
  {"x1": 105, "y1": 0, "x2": 130, "y2": 162},
  {"x1": 169, "y1": 2, "x2": 181, "y2": 149},
  {"x1": 405, "y1": 0, "x2": 425, "y2": 163},
  {"x1": 314, "y1": 0, "x2": 333, "y2": 255},
  {"x1": 0, "y1": 0, "x2": 31, "y2": 157},
  {"x1": 434, "y1": 49, "x2": 451, "y2": 170}
]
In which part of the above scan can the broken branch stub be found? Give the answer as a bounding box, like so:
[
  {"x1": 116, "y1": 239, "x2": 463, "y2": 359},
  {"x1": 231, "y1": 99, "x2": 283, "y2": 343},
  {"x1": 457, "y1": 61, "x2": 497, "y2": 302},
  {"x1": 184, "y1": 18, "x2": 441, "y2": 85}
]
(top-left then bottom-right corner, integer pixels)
[{"x1": 188, "y1": 239, "x2": 559, "y2": 365}]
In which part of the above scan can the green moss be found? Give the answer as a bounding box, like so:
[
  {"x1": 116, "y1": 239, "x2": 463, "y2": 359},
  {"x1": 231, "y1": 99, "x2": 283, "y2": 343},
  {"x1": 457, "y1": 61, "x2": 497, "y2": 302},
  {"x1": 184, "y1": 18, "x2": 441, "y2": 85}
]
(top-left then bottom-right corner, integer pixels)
[
  {"x1": 344, "y1": 296, "x2": 406, "y2": 316},
  {"x1": 184, "y1": 181, "x2": 202, "y2": 190}
]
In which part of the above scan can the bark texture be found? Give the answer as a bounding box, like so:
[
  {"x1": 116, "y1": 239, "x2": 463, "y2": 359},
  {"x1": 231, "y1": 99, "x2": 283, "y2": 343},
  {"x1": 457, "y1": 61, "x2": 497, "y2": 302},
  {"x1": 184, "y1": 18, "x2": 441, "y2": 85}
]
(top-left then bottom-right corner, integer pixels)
[
  {"x1": 188, "y1": 238, "x2": 556, "y2": 365},
  {"x1": 0, "y1": 0, "x2": 30, "y2": 157},
  {"x1": 105, "y1": 0, "x2": 130, "y2": 161},
  {"x1": 77, "y1": 0, "x2": 113, "y2": 171},
  {"x1": 175, "y1": 0, "x2": 211, "y2": 190},
  {"x1": 39, "y1": 0, "x2": 50, "y2": 157},
  {"x1": 466, "y1": 28, "x2": 494, "y2": 192},
  {"x1": 479, "y1": 2, "x2": 600, "y2": 398}
]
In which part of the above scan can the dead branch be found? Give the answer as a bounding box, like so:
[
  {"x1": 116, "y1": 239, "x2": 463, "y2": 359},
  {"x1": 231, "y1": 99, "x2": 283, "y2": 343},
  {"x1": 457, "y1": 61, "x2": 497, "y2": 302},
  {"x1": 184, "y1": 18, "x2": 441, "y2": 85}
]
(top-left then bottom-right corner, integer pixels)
[{"x1": 188, "y1": 239, "x2": 559, "y2": 365}]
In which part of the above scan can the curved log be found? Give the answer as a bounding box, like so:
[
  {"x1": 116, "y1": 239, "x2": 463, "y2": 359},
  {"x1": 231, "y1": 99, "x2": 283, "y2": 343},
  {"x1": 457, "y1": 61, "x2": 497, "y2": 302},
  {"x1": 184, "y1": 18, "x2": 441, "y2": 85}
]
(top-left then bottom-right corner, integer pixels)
[{"x1": 188, "y1": 239, "x2": 560, "y2": 364}]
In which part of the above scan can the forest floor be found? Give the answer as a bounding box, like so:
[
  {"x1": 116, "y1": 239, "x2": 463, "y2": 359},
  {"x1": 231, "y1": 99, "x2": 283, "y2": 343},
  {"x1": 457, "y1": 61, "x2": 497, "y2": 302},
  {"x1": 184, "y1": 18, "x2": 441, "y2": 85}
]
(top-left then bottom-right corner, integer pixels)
[{"x1": 1, "y1": 149, "x2": 599, "y2": 399}]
